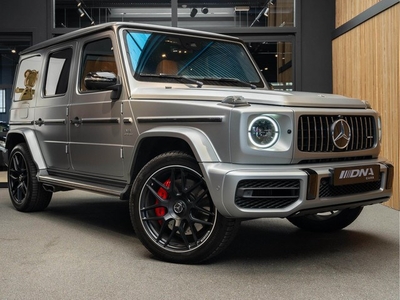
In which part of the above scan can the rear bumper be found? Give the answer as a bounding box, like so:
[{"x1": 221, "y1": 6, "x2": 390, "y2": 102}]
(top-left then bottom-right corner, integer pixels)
[
  {"x1": 201, "y1": 158, "x2": 394, "y2": 218},
  {"x1": 0, "y1": 142, "x2": 7, "y2": 168}
]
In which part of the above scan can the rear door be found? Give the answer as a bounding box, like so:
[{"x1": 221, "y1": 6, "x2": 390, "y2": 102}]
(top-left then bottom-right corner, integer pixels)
[{"x1": 34, "y1": 46, "x2": 73, "y2": 171}]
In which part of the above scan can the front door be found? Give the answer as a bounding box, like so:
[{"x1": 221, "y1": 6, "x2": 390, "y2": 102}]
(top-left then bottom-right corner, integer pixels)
[{"x1": 69, "y1": 35, "x2": 123, "y2": 178}]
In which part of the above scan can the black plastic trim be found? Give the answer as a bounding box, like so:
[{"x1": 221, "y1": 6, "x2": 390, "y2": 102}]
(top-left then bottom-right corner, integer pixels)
[{"x1": 137, "y1": 117, "x2": 223, "y2": 123}]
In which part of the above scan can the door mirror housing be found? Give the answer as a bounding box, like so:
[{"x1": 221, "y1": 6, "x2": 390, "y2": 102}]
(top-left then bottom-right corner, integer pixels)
[{"x1": 84, "y1": 71, "x2": 122, "y2": 100}]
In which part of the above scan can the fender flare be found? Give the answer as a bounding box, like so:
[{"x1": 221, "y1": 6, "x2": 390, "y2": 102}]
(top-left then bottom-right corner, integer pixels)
[
  {"x1": 135, "y1": 126, "x2": 221, "y2": 163},
  {"x1": 6, "y1": 129, "x2": 47, "y2": 171}
]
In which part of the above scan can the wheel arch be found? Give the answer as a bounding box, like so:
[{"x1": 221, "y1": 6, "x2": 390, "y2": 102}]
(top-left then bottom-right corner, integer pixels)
[
  {"x1": 129, "y1": 126, "x2": 220, "y2": 186},
  {"x1": 5, "y1": 129, "x2": 47, "y2": 171}
]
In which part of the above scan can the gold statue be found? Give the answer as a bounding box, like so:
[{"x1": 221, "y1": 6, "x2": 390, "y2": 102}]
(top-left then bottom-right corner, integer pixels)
[{"x1": 15, "y1": 69, "x2": 39, "y2": 100}]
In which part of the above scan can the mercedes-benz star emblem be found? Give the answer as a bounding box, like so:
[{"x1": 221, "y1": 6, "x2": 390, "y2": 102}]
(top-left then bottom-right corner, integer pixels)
[
  {"x1": 173, "y1": 201, "x2": 185, "y2": 214},
  {"x1": 331, "y1": 119, "x2": 351, "y2": 149}
]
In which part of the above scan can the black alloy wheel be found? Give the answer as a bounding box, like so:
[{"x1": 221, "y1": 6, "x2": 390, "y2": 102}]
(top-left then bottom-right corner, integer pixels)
[
  {"x1": 8, "y1": 143, "x2": 52, "y2": 212},
  {"x1": 130, "y1": 151, "x2": 240, "y2": 264}
]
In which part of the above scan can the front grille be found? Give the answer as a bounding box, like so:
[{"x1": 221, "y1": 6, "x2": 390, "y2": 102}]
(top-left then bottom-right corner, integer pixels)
[
  {"x1": 235, "y1": 179, "x2": 300, "y2": 209},
  {"x1": 319, "y1": 177, "x2": 382, "y2": 198},
  {"x1": 298, "y1": 115, "x2": 375, "y2": 152}
]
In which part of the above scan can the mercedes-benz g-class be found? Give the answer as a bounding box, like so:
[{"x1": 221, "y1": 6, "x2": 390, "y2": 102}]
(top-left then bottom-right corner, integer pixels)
[{"x1": 3, "y1": 22, "x2": 394, "y2": 263}]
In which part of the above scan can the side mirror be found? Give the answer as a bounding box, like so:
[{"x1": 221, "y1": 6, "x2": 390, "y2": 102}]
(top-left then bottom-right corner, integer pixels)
[{"x1": 84, "y1": 71, "x2": 122, "y2": 100}]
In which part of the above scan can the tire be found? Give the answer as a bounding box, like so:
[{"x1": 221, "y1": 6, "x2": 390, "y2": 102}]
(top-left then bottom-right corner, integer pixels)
[
  {"x1": 130, "y1": 151, "x2": 240, "y2": 264},
  {"x1": 287, "y1": 207, "x2": 363, "y2": 232},
  {"x1": 8, "y1": 143, "x2": 52, "y2": 212}
]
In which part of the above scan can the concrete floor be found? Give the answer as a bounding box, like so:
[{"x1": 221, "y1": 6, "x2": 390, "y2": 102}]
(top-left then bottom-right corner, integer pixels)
[
  {"x1": 0, "y1": 186, "x2": 399, "y2": 300},
  {"x1": 0, "y1": 170, "x2": 6, "y2": 188}
]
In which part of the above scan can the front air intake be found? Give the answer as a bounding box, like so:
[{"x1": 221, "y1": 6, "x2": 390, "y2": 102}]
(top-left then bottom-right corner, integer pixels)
[{"x1": 235, "y1": 179, "x2": 300, "y2": 209}]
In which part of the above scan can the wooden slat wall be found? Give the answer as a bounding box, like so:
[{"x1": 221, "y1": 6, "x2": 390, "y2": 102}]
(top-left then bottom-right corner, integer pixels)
[
  {"x1": 333, "y1": 3, "x2": 400, "y2": 209},
  {"x1": 336, "y1": 0, "x2": 381, "y2": 27}
]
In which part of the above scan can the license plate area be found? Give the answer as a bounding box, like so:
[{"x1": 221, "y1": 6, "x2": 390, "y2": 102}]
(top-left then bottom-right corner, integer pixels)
[{"x1": 330, "y1": 165, "x2": 380, "y2": 186}]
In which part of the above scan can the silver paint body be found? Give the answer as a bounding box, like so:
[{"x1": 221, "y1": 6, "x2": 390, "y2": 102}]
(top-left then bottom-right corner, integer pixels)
[{"x1": 5, "y1": 23, "x2": 393, "y2": 218}]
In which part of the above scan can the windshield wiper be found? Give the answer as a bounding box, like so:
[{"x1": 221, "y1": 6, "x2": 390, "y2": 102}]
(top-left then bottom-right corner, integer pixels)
[
  {"x1": 202, "y1": 77, "x2": 257, "y2": 89},
  {"x1": 139, "y1": 73, "x2": 203, "y2": 88}
]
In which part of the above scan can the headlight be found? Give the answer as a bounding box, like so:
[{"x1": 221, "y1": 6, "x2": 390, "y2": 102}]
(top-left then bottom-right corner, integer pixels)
[{"x1": 248, "y1": 116, "x2": 280, "y2": 148}]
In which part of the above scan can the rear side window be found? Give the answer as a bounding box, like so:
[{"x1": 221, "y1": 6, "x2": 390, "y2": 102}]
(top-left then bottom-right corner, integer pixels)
[
  {"x1": 80, "y1": 38, "x2": 117, "y2": 92},
  {"x1": 14, "y1": 55, "x2": 41, "y2": 101},
  {"x1": 44, "y1": 48, "x2": 73, "y2": 97}
]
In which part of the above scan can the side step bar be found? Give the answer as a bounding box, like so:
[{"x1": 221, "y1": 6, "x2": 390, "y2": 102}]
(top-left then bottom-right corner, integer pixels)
[{"x1": 38, "y1": 175, "x2": 126, "y2": 197}]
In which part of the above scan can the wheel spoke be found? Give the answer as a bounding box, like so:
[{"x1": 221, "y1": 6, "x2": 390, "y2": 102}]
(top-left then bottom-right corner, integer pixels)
[
  {"x1": 8, "y1": 152, "x2": 29, "y2": 203},
  {"x1": 190, "y1": 217, "x2": 214, "y2": 227},
  {"x1": 151, "y1": 176, "x2": 171, "y2": 193},
  {"x1": 140, "y1": 202, "x2": 165, "y2": 212},
  {"x1": 145, "y1": 182, "x2": 169, "y2": 204},
  {"x1": 184, "y1": 178, "x2": 202, "y2": 195},
  {"x1": 177, "y1": 221, "x2": 191, "y2": 249},
  {"x1": 164, "y1": 224, "x2": 179, "y2": 248},
  {"x1": 156, "y1": 219, "x2": 170, "y2": 243},
  {"x1": 188, "y1": 222, "x2": 199, "y2": 245},
  {"x1": 137, "y1": 161, "x2": 218, "y2": 254},
  {"x1": 168, "y1": 168, "x2": 178, "y2": 196},
  {"x1": 179, "y1": 168, "x2": 187, "y2": 192},
  {"x1": 194, "y1": 206, "x2": 214, "y2": 217},
  {"x1": 142, "y1": 215, "x2": 164, "y2": 221}
]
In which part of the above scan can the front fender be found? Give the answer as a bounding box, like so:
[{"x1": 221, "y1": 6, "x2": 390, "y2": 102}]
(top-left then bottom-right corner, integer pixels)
[{"x1": 136, "y1": 126, "x2": 221, "y2": 163}]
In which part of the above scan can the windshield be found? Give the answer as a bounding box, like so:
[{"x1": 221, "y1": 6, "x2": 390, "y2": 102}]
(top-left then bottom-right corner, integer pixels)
[{"x1": 124, "y1": 30, "x2": 264, "y2": 88}]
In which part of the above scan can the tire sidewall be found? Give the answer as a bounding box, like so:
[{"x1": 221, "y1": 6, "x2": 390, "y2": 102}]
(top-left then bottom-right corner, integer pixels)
[
  {"x1": 8, "y1": 144, "x2": 35, "y2": 211},
  {"x1": 130, "y1": 152, "x2": 233, "y2": 263}
]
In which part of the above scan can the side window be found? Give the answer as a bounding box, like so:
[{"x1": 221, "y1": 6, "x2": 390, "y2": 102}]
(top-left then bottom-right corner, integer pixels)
[
  {"x1": 14, "y1": 55, "x2": 42, "y2": 101},
  {"x1": 80, "y1": 38, "x2": 117, "y2": 92},
  {"x1": 44, "y1": 48, "x2": 73, "y2": 97}
]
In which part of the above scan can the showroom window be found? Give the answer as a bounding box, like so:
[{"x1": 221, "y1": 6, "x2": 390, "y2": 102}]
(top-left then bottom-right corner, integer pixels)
[
  {"x1": 53, "y1": 0, "x2": 295, "y2": 29},
  {"x1": 245, "y1": 40, "x2": 293, "y2": 91},
  {"x1": 0, "y1": 89, "x2": 5, "y2": 113},
  {"x1": 51, "y1": 1, "x2": 297, "y2": 90}
]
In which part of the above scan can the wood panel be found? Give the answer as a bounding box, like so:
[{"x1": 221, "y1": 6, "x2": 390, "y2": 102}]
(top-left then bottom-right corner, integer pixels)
[
  {"x1": 335, "y1": 0, "x2": 381, "y2": 27},
  {"x1": 333, "y1": 4, "x2": 399, "y2": 209}
]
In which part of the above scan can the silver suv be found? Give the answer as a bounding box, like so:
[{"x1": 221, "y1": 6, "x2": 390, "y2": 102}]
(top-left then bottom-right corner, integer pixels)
[{"x1": 4, "y1": 22, "x2": 394, "y2": 263}]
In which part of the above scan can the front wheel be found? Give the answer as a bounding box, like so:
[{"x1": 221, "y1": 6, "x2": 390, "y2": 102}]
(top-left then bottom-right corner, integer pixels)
[
  {"x1": 130, "y1": 151, "x2": 240, "y2": 264},
  {"x1": 8, "y1": 143, "x2": 52, "y2": 212},
  {"x1": 287, "y1": 207, "x2": 363, "y2": 232}
]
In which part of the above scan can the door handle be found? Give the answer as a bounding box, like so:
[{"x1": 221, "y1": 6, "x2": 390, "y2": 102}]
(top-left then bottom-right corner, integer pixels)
[
  {"x1": 35, "y1": 118, "x2": 45, "y2": 126},
  {"x1": 71, "y1": 117, "x2": 82, "y2": 127}
]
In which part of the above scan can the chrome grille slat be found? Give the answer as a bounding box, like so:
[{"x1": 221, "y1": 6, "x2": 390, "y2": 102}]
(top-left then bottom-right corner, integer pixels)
[
  {"x1": 348, "y1": 117, "x2": 354, "y2": 150},
  {"x1": 307, "y1": 116, "x2": 311, "y2": 151},
  {"x1": 298, "y1": 115, "x2": 375, "y2": 152},
  {"x1": 313, "y1": 116, "x2": 317, "y2": 152}
]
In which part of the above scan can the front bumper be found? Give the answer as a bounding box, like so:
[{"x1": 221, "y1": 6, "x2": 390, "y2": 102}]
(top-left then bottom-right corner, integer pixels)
[{"x1": 201, "y1": 158, "x2": 394, "y2": 218}]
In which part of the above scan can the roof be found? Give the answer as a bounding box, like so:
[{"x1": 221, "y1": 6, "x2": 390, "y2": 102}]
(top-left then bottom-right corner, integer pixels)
[{"x1": 20, "y1": 22, "x2": 240, "y2": 55}]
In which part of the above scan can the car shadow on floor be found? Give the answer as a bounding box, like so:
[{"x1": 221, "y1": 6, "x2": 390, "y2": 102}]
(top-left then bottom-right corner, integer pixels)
[{"x1": 26, "y1": 192, "x2": 396, "y2": 264}]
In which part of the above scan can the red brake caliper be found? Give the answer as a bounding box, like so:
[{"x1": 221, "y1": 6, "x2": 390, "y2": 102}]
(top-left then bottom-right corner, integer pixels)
[{"x1": 155, "y1": 179, "x2": 171, "y2": 221}]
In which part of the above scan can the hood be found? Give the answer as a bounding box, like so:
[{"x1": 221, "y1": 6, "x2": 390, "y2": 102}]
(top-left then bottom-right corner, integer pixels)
[{"x1": 131, "y1": 87, "x2": 368, "y2": 109}]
